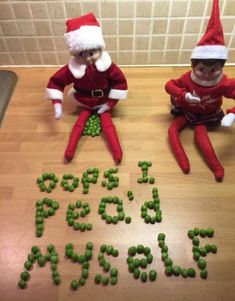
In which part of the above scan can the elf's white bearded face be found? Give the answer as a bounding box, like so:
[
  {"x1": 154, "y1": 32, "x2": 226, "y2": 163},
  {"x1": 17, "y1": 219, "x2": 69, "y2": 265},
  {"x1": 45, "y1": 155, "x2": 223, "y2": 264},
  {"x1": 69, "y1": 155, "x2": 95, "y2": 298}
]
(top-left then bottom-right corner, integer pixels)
[
  {"x1": 193, "y1": 62, "x2": 223, "y2": 82},
  {"x1": 74, "y1": 48, "x2": 102, "y2": 65}
]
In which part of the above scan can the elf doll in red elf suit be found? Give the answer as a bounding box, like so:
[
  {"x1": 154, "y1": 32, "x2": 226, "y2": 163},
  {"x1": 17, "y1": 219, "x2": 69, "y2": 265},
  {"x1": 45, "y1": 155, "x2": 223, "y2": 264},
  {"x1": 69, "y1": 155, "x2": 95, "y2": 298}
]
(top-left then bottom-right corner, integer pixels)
[
  {"x1": 165, "y1": 0, "x2": 235, "y2": 182},
  {"x1": 46, "y1": 13, "x2": 128, "y2": 163}
]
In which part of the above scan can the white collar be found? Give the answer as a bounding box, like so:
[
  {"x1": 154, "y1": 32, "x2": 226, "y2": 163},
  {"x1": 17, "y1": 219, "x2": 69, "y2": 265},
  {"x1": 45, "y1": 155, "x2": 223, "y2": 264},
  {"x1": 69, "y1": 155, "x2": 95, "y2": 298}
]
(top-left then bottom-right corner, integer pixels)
[
  {"x1": 68, "y1": 51, "x2": 112, "y2": 79},
  {"x1": 191, "y1": 71, "x2": 223, "y2": 87}
]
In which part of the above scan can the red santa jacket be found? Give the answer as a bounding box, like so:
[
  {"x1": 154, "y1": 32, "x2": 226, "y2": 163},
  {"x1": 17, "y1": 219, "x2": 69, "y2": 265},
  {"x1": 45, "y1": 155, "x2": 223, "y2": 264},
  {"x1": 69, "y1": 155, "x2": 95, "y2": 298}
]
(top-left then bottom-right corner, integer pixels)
[
  {"x1": 165, "y1": 71, "x2": 235, "y2": 115},
  {"x1": 46, "y1": 51, "x2": 128, "y2": 109}
]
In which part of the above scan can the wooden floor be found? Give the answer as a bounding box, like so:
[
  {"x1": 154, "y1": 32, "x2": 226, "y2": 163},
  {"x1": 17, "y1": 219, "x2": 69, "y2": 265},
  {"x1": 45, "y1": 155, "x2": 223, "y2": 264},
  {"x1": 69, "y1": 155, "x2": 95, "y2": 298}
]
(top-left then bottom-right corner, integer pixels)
[{"x1": 0, "y1": 66, "x2": 235, "y2": 301}]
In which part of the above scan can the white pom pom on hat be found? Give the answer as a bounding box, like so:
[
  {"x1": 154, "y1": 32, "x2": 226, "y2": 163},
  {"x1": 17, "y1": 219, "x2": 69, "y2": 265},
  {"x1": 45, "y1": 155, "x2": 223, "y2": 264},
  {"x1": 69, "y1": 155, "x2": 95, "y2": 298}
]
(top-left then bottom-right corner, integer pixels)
[{"x1": 64, "y1": 13, "x2": 105, "y2": 54}]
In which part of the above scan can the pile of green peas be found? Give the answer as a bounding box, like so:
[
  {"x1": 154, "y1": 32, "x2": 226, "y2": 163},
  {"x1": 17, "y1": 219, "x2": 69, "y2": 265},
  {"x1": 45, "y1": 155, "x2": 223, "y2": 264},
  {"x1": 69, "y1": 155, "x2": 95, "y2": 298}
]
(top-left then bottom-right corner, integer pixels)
[
  {"x1": 18, "y1": 245, "x2": 60, "y2": 289},
  {"x1": 60, "y1": 174, "x2": 79, "y2": 192},
  {"x1": 82, "y1": 114, "x2": 102, "y2": 137},
  {"x1": 98, "y1": 196, "x2": 131, "y2": 224},
  {"x1": 81, "y1": 168, "x2": 99, "y2": 194},
  {"x1": 141, "y1": 187, "x2": 162, "y2": 224},
  {"x1": 137, "y1": 161, "x2": 155, "y2": 184},
  {"x1": 66, "y1": 242, "x2": 93, "y2": 290},
  {"x1": 95, "y1": 244, "x2": 119, "y2": 285},
  {"x1": 101, "y1": 168, "x2": 119, "y2": 190},
  {"x1": 127, "y1": 245, "x2": 157, "y2": 282},
  {"x1": 37, "y1": 172, "x2": 59, "y2": 193},
  {"x1": 66, "y1": 200, "x2": 92, "y2": 232},
  {"x1": 188, "y1": 227, "x2": 217, "y2": 279},
  {"x1": 157, "y1": 233, "x2": 196, "y2": 278},
  {"x1": 35, "y1": 198, "x2": 59, "y2": 237}
]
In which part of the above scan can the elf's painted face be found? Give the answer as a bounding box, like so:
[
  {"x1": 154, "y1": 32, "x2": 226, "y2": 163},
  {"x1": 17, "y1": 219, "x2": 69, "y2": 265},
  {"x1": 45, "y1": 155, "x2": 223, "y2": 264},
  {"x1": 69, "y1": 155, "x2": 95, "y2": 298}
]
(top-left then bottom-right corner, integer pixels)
[
  {"x1": 75, "y1": 48, "x2": 102, "y2": 65},
  {"x1": 193, "y1": 62, "x2": 223, "y2": 82}
]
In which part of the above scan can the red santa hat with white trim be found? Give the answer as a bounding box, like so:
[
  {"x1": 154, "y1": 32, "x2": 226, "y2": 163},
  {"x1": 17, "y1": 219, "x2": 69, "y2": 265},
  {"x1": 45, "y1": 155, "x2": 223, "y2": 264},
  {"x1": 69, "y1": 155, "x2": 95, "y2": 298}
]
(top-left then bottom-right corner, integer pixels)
[
  {"x1": 64, "y1": 13, "x2": 105, "y2": 54},
  {"x1": 191, "y1": 0, "x2": 227, "y2": 60}
]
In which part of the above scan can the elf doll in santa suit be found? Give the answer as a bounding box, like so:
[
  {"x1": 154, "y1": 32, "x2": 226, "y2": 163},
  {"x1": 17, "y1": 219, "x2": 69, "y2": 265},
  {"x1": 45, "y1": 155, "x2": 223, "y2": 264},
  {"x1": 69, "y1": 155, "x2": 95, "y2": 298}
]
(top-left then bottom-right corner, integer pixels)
[
  {"x1": 165, "y1": 0, "x2": 235, "y2": 182},
  {"x1": 46, "y1": 13, "x2": 128, "y2": 163}
]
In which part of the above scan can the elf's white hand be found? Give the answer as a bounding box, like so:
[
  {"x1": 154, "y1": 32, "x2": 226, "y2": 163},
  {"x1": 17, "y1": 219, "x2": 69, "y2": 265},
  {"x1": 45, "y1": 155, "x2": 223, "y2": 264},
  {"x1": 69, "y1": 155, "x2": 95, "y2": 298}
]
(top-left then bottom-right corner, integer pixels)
[
  {"x1": 97, "y1": 103, "x2": 110, "y2": 114},
  {"x1": 54, "y1": 103, "x2": 63, "y2": 119},
  {"x1": 185, "y1": 92, "x2": 201, "y2": 103},
  {"x1": 221, "y1": 113, "x2": 235, "y2": 127}
]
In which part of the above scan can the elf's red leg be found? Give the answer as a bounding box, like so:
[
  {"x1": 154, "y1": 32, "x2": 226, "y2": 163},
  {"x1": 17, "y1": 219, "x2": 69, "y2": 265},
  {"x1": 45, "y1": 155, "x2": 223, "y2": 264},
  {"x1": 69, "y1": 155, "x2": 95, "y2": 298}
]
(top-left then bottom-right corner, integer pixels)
[
  {"x1": 168, "y1": 115, "x2": 190, "y2": 173},
  {"x1": 194, "y1": 124, "x2": 224, "y2": 182},
  {"x1": 100, "y1": 111, "x2": 122, "y2": 164},
  {"x1": 64, "y1": 108, "x2": 92, "y2": 161}
]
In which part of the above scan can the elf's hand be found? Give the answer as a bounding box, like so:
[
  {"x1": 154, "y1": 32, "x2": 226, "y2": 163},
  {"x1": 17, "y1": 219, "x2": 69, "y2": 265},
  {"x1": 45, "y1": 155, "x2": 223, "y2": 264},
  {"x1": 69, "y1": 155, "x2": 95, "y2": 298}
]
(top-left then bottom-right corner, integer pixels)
[
  {"x1": 97, "y1": 103, "x2": 110, "y2": 114},
  {"x1": 185, "y1": 92, "x2": 201, "y2": 103},
  {"x1": 221, "y1": 113, "x2": 235, "y2": 127},
  {"x1": 54, "y1": 103, "x2": 63, "y2": 119}
]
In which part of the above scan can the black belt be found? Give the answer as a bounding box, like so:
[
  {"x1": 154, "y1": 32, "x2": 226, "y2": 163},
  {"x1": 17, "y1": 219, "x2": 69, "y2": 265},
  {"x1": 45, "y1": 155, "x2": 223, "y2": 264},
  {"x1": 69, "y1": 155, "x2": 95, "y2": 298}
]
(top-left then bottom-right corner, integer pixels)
[{"x1": 75, "y1": 88, "x2": 106, "y2": 98}]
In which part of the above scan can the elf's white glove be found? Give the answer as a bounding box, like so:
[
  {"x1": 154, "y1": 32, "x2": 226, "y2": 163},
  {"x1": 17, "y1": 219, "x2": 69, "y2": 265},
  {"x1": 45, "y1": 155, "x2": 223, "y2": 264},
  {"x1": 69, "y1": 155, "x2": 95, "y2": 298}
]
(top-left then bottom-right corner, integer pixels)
[
  {"x1": 96, "y1": 103, "x2": 110, "y2": 114},
  {"x1": 221, "y1": 113, "x2": 235, "y2": 127},
  {"x1": 54, "y1": 103, "x2": 63, "y2": 119},
  {"x1": 185, "y1": 92, "x2": 201, "y2": 103}
]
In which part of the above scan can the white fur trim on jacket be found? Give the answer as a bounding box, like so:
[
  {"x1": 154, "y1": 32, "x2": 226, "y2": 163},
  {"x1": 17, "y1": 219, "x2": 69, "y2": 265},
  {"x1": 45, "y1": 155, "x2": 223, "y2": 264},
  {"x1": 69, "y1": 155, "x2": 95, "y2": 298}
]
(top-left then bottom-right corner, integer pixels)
[
  {"x1": 46, "y1": 88, "x2": 63, "y2": 101},
  {"x1": 95, "y1": 51, "x2": 112, "y2": 72},
  {"x1": 65, "y1": 25, "x2": 105, "y2": 53},
  {"x1": 68, "y1": 51, "x2": 112, "y2": 79},
  {"x1": 108, "y1": 89, "x2": 128, "y2": 100},
  {"x1": 191, "y1": 45, "x2": 227, "y2": 60}
]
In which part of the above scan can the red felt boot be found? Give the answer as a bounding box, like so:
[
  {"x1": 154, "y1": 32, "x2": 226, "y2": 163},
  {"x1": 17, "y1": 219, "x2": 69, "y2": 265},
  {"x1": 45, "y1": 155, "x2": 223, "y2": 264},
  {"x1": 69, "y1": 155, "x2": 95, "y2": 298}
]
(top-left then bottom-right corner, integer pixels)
[
  {"x1": 194, "y1": 124, "x2": 224, "y2": 182},
  {"x1": 100, "y1": 111, "x2": 123, "y2": 164},
  {"x1": 168, "y1": 115, "x2": 190, "y2": 173},
  {"x1": 64, "y1": 109, "x2": 92, "y2": 161}
]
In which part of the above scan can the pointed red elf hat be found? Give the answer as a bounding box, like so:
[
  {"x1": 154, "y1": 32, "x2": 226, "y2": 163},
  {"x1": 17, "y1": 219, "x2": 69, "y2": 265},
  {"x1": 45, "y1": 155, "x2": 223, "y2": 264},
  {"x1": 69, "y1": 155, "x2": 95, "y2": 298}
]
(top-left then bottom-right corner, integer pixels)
[
  {"x1": 64, "y1": 13, "x2": 105, "y2": 54},
  {"x1": 191, "y1": 0, "x2": 227, "y2": 60}
]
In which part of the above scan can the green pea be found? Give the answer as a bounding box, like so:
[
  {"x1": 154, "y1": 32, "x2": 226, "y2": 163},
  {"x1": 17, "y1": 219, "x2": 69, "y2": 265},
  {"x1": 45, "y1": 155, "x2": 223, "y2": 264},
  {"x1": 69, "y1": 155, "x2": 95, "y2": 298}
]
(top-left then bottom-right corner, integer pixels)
[
  {"x1": 24, "y1": 261, "x2": 33, "y2": 271},
  {"x1": 192, "y1": 237, "x2": 200, "y2": 246},
  {"x1": 188, "y1": 230, "x2": 194, "y2": 239},
  {"x1": 128, "y1": 246, "x2": 137, "y2": 256},
  {"x1": 187, "y1": 268, "x2": 196, "y2": 277},
  {"x1": 158, "y1": 233, "x2": 166, "y2": 241},
  {"x1": 199, "y1": 229, "x2": 207, "y2": 237},
  {"x1": 102, "y1": 277, "x2": 109, "y2": 285},
  {"x1": 193, "y1": 252, "x2": 200, "y2": 261},
  {"x1": 95, "y1": 274, "x2": 102, "y2": 284},
  {"x1": 71, "y1": 280, "x2": 79, "y2": 290},
  {"x1": 199, "y1": 247, "x2": 207, "y2": 257},
  {"x1": 181, "y1": 268, "x2": 188, "y2": 278},
  {"x1": 149, "y1": 270, "x2": 157, "y2": 281},
  {"x1": 173, "y1": 265, "x2": 181, "y2": 276},
  {"x1": 125, "y1": 216, "x2": 131, "y2": 224},
  {"x1": 144, "y1": 247, "x2": 151, "y2": 256},
  {"x1": 206, "y1": 228, "x2": 214, "y2": 237},
  {"x1": 18, "y1": 279, "x2": 27, "y2": 289},
  {"x1": 197, "y1": 259, "x2": 206, "y2": 270},
  {"x1": 110, "y1": 277, "x2": 118, "y2": 285},
  {"x1": 140, "y1": 258, "x2": 147, "y2": 268},
  {"x1": 140, "y1": 272, "x2": 148, "y2": 282},
  {"x1": 149, "y1": 177, "x2": 155, "y2": 184},
  {"x1": 133, "y1": 268, "x2": 140, "y2": 279},
  {"x1": 209, "y1": 244, "x2": 217, "y2": 254},
  {"x1": 20, "y1": 271, "x2": 30, "y2": 281},
  {"x1": 200, "y1": 269, "x2": 208, "y2": 279},
  {"x1": 165, "y1": 266, "x2": 173, "y2": 276}
]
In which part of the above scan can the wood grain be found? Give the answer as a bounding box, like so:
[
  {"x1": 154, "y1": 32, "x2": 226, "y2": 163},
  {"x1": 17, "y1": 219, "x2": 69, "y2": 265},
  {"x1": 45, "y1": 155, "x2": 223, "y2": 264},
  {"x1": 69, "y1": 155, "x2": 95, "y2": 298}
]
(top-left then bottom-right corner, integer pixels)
[{"x1": 0, "y1": 66, "x2": 234, "y2": 301}]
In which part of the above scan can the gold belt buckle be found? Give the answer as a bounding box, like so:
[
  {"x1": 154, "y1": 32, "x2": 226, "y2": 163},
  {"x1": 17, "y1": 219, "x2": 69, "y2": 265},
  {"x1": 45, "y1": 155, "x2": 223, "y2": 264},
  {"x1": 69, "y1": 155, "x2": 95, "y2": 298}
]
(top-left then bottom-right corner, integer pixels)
[{"x1": 91, "y1": 89, "x2": 104, "y2": 98}]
